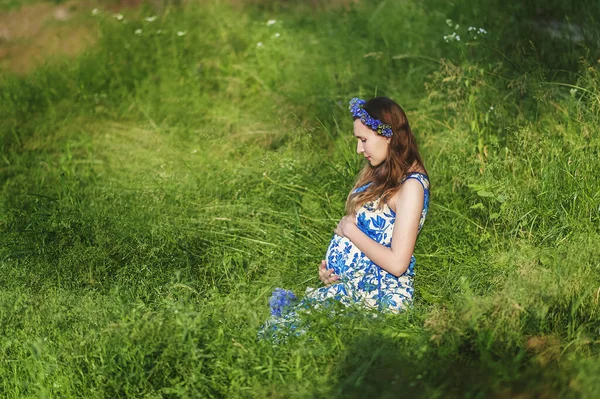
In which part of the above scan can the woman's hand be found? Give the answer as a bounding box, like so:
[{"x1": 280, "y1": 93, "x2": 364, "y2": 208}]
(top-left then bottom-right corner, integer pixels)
[
  {"x1": 318, "y1": 260, "x2": 340, "y2": 287},
  {"x1": 334, "y1": 215, "x2": 357, "y2": 238}
]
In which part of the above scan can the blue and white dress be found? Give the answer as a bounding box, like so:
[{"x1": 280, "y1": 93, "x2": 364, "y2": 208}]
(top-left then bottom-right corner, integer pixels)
[{"x1": 258, "y1": 172, "x2": 430, "y2": 339}]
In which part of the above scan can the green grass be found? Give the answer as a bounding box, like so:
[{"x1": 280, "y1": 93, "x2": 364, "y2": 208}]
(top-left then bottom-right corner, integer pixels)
[{"x1": 1, "y1": 0, "x2": 600, "y2": 397}]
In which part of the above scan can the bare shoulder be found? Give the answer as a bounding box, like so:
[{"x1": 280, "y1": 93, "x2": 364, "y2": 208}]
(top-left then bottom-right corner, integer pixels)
[
  {"x1": 388, "y1": 178, "x2": 425, "y2": 213},
  {"x1": 396, "y1": 178, "x2": 425, "y2": 200}
]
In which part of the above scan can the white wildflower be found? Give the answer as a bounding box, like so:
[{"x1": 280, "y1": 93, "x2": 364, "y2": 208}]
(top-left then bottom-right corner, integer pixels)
[
  {"x1": 489, "y1": 105, "x2": 494, "y2": 111},
  {"x1": 467, "y1": 27, "x2": 488, "y2": 37},
  {"x1": 92, "y1": 8, "x2": 100, "y2": 15},
  {"x1": 444, "y1": 32, "x2": 459, "y2": 42},
  {"x1": 177, "y1": 31, "x2": 187, "y2": 36},
  {"x1": 145, "y1": 16, "x2": 157, "y2": 22},
  {"x1": 135, "y1": 29, "x2": 142, "y2": 36},
  {"x1": 114, "y1": 13, "x2": 124, "y2": 21},
  {"x1": 257, "y1": 42, "x2": 263, "y2": 47},
  {"x1": 274, "y1": 32, "x2": 280, "y2": 38},
  {"x1": 267, "y1": 19, "x2": 276, "y2": 26},
  {"x1": 570, "y1": 88, "x2": 578, "y2": 95}
]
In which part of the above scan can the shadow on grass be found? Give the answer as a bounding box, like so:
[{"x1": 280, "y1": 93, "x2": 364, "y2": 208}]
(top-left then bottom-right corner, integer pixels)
[{"x1": 332, "y1": 331, "x2": 565, "y2": 398}]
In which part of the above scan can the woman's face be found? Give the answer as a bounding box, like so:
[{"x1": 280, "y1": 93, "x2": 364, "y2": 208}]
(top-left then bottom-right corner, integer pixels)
[{"x1": 354, "y1": 119, "x2": 390, "y2": 167}]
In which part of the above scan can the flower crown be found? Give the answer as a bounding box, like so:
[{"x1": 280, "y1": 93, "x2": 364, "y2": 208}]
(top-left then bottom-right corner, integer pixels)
[{"x1": 348, "y1": 97, "x2": 393, "y2": 138}]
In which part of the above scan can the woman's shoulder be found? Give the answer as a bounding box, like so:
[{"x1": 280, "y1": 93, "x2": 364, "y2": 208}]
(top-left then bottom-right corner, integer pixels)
[{"x1": 387, "y1": 175, "x2": 427, "y2": 214}]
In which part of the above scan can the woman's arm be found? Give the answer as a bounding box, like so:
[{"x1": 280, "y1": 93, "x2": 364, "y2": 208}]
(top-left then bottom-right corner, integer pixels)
[{"x1": 336, "y1": 179, "x2": 424, "y2": 277}]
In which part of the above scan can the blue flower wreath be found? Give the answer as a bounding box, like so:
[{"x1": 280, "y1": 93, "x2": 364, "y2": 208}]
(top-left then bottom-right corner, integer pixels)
[{"x1": 348, "y1": 98, "x2": 393, "y2": 138}]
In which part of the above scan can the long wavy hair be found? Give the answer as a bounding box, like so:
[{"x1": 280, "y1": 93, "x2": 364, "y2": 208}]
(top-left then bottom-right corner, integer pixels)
[{"x1": 345, "y1": 97, "x2": 427, "y2": 214}]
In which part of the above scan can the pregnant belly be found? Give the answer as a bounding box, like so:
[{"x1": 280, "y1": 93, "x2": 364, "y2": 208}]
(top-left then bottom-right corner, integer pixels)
[{"x1": 325, "y1": 234, "x2": 357, "y2": 277}]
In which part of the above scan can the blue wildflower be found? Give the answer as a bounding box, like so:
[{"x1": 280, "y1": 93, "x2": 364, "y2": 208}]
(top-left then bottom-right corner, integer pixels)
[{"x1": 269, "y1": 288, "x2": 297, "y2": 317}]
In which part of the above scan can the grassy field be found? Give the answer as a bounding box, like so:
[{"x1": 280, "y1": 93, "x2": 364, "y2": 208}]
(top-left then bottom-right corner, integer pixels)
[{"x1": 1, "y1": 0, "x2": 600, "y2": 397}]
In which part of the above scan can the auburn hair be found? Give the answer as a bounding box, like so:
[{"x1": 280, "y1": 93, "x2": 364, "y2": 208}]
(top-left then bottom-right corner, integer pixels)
[{"x1": 345, "y1": 97, "x2": 427, "y2": 214}]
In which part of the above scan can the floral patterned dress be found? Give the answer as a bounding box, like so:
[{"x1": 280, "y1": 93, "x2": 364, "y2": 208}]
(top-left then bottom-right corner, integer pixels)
[{"x1": 258, "y1": 172, "x2": 430, "y2": 340}]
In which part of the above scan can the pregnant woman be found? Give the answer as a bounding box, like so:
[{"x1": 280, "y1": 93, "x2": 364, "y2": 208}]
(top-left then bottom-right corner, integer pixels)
[{"x1": 259, "y1": 96, "x2": 430, "y2": 341}]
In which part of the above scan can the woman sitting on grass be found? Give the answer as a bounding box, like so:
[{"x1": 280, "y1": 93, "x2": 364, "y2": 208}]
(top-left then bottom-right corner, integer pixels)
[{"x1": 259, "y1": 96, "x2": 430, "y2": 339}]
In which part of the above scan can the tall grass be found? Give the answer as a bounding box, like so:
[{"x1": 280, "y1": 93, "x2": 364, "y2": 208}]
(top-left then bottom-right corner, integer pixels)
[{"x1": 1, "y1": 0, "x2": 600, "y2": 397}]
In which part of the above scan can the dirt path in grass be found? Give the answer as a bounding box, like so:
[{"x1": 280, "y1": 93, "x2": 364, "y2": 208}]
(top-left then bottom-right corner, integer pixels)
[
  {"x1": 0, "y1": 0, "x2": 356, "y2": 75},
  {"x1": 0, "y1": 0, "x2": 150, "y2": 74},
  {"x1": 0, "y1": 1, "x2": 97, "y2": 74}
]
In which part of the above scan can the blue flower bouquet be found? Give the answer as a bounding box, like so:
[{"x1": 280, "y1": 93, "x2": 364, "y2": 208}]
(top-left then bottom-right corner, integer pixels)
[{"x1": 268, "y1": 288, "x2": 297, "y2": 317}]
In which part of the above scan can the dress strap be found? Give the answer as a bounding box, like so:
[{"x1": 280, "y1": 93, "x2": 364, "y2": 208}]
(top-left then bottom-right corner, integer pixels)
[
  {"x1": 351, "y1": 182, "x2": 372, "y2": 194},
  {"x1": 401, "y1": 172, "x2": 429, "y2": 191}
]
